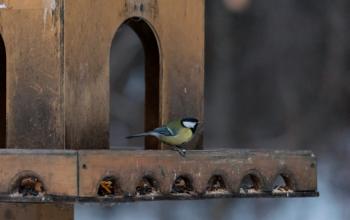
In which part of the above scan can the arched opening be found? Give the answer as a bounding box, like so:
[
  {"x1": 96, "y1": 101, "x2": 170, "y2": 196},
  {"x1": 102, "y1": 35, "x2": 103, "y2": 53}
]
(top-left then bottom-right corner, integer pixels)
[
  {"x1": 272, "y1": 174, "x2": 294, "y2": 193},
  {"x1": 239, "y1": 174, "x2": 262, "y2": 194},
  {"x1": 11, "y1": 171, "x2": 46, "y2": 197},
  {"x1": 0, "y1": 35, "x2": 5, "y2": 148},
  {"x1": 97, "y1": 176, "x2": 122, "y2": 197},
  {"x1": 207, "y1": 175, "x2": 227, "y2": 193},
  {"x1": 135, "y1": 175, "x2": 160, "y2": 196},
  {"x1": 110, "y1": 17, "x2": 160, "y2": 149},
  {"x1": 171, "y1": 175, "x2": 194, "y2": 194}
]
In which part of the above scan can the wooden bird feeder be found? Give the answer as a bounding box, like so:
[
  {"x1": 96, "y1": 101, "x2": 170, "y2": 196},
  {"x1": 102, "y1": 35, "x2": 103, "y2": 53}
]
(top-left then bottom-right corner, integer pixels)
[{"x1": 0, "y1": 0, "x2": 318, "y2": 219}]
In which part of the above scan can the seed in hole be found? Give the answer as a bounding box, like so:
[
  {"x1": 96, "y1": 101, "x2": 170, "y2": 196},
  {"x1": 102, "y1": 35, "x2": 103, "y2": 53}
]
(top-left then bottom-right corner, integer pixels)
[
  {"x1": 207, "y1": 175, "x2": 226, "y2": 192},
  {"x1": 18, "y1": 176, "x2": 44, "y2": 197},
  {"x1": 97, "y1": 176, "x2": 122, "y2": 196},
  {"x1": 272, "y1": 174, "x2": 293, "y2": 193},
  {"x1": 239, "y1": 174, "x2": 261, "y2": 194},
  {"x1": 171, "y1": 176, "x2": 193, "y2": 194},
  {"x1": 136, "y1": 176, "x2": 159, "y2": 196}
]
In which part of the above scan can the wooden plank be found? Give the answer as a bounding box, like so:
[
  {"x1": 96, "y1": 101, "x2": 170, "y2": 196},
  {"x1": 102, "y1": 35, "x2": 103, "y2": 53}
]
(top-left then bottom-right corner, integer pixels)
[
  {"x1": 3, "y1": 0, "x2": 57, "y2": 10},
  {"x1": 0, "y1": 150, "x2": 77, "y2": 197},
  {"x1": 78, "y1": 149, "x2": 317, "y2": 201},
  {"x1": 0, "y1": 149, "x2": 318, "y2": 203},
  {"x1": 0, "y1": 1, "x2": 64, "y2": 148},
  {"x1": 0, "y1": 204, "x2": 73, "y2": 220},
  {"x1": 64, "y1": 0, "x2": 204, "y2": 149}
]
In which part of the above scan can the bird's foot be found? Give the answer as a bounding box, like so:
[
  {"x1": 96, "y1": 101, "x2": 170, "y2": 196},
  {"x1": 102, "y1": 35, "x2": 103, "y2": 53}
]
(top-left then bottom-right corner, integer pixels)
[{"x1": 172, "y1": 146, "x2": 186, "y2": 157}]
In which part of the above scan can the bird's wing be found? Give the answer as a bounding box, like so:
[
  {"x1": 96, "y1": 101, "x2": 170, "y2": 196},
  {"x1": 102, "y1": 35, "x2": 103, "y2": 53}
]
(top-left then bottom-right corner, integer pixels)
[
  {"x1": 153, "y1": 127, "x2": 175, "y2": 136},
  {"x1": 165, "y1": 120, "x2": 182, "y2": 134}
]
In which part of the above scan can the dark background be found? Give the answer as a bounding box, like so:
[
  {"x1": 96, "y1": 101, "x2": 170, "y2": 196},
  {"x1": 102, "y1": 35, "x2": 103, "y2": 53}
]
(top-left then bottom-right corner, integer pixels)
[{"x1": 78, "y1": 0, "x2": 350, "y2": 219}]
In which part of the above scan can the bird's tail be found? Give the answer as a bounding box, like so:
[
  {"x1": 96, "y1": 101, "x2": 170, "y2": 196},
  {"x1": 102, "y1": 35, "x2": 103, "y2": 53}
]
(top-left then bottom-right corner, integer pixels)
[{"x1": 126, "y1": 132, "x2": 153, "y2": 139}]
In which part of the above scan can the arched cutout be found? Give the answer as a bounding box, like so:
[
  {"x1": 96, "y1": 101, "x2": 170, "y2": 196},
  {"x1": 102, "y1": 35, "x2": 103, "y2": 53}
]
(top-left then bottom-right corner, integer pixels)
[
  {"x1": 171, "y1": 175, "x2": 194, "y2": 194},
  {"x1": 10, "y1": 172, "x2": 45, "y2": 197},
  {"x1": 110, "y1": 17, "x2": 160, "y2": 149},
  {"x1": 239, "y1": 174, "x2": 262, "y2": 194},
  {"x1": 207, "y1": 175, "x2": 227, "y2": 193},
  {"x1": 0, "y1": 35, "x2": 6, "y2": 148},
  {"x1": 135, "y1": 175, "x2": 160, "y2": 196},
  {"x1": 272, "y1": 174, "x2": 294, "y2": 193},
  {"x1": 97, "y1": 176, "x2": 122, "y2": 196}
]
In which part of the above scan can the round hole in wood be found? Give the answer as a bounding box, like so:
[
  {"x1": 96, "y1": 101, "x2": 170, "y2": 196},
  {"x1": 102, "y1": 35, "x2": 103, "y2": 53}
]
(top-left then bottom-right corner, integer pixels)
[
  {"x1": 171, "y1": 175, "x2": 193, "y2": 194},
  {"x1": 240, "y1": 174, "x2": 262, "y2": 194},
  {"x1": 135, "y1": 175, "x2": 159, "y2": 196},
  {"x1": 207, "y1": 175, "x2": 226, "y2": 192},
  {"x1": 97, "y1": 176, "x2": 122, "y2": 196}
]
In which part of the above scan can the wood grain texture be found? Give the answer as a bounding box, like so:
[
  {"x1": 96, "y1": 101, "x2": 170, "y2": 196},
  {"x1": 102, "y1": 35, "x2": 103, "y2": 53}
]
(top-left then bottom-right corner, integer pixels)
[
  {"x1": 0, "y1": 150, "x2": 77, "y2": 196},
  {"x1": 0, "y1": 204, "x2": 73, "y2": 220},
  {"x1": 0, "y1": 0, "x2": 64, "y2": 148},
  {"x1": 0, "y1": 1, "x2": 72, "y2": 218},
  {"x1": 78, "y1": 149, "x2": 317, "y2": 197},
  {"x1": 64, "y1": 0, "x2": 204, "y2": 149},
  {"x1": 0, "y1": 149, "x2": 318, "y2": 203}
]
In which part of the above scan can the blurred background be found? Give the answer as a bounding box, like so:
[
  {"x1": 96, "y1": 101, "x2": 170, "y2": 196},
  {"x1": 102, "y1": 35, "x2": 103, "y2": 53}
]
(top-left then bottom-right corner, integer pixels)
[{"x1": 78, "y1": 0, "x2": 350, "y2": 219}]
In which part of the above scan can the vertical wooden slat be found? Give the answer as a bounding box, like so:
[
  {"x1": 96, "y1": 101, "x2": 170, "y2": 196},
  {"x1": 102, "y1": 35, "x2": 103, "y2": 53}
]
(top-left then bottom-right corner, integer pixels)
[
  {"x1": 2, "y1": 0, "x2": 64, "y2": 148},
  {"x1": 0, "y1": 0, "x2": 72, "y2": 219}
]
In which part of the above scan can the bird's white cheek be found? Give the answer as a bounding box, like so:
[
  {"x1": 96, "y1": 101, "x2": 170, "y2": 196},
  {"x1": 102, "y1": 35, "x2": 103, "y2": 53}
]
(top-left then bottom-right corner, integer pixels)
[{"x1": 183, "y1": 121, "x2": 196, "y2": 128}]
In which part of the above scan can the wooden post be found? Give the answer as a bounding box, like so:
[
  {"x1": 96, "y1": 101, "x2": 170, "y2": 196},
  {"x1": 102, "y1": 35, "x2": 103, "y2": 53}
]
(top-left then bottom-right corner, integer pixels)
[{"x1": 0, "y1": 0, "x2": 72, "y2": 219}]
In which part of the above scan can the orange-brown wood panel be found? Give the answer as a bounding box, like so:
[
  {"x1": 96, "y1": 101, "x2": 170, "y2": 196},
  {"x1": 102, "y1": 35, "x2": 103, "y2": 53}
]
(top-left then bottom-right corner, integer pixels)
[
  {"x1": 78, "y1": 150, "x2": 317, "y2": 199},
  {"x1": 64, "y1": 0, "x2": 204, "y2": 150},
  {"x1": 0, "y1": 150, "x2": 77, "y2": 196},
  {"x1": 0, "y1": 0, "x2": 64, "y2": 148}
]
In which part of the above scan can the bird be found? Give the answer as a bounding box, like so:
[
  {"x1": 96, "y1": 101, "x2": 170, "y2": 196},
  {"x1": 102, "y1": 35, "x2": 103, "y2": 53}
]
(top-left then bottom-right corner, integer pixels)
[{"x1": 126, "y1": 117, "x2": 199, "y2": 157}]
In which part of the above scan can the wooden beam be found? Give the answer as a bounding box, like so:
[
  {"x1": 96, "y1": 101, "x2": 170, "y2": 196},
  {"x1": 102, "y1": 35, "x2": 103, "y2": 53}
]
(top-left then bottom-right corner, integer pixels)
[
  {"x1": 0, "y1": 150, "x2": 77, "y2": 198},
  {"x1": 0, "y1": 149, "x2": 318, "y2": 203}
]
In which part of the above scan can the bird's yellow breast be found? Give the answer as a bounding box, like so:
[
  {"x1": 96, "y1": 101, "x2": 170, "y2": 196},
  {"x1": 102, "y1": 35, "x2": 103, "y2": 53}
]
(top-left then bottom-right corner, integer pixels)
[{"x1": 159, "y1": 127, "x2": 193, "y2": 146}]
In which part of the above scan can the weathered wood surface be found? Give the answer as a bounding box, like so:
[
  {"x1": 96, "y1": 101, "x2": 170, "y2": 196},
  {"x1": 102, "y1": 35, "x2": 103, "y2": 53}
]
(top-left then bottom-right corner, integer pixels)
[
  {"x1": 78, "y1": 149, "x2": 317, "y2": 198},
  {"x1": 0, "y1": 204, "x2": 73, "y2": 220},
  {"x1": 0, "y1": 0, "x2": 205, "y2": 150},
  {"x1": 0, "y1": 2, "x2": 69, "y2": 218},
  {"x1": 64, "y1": 0, "x2": 205, "y2": 149},
  {"x1": 0, "y1": 149, "x2": 318, "y2": 203},
  {"x1": 0, "y1": 150, "x2": 77, "y2": 197},
  {"x1": 0, "y1": 0, "x2": 64, "y2": 148}
]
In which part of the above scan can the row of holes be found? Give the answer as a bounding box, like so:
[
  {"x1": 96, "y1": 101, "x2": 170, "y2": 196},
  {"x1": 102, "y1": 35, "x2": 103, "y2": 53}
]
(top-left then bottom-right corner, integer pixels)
[
  {"x1": 11, "y1": 174, "x2": 292, "y2": 197},
  {"x1": 97, "y1": 174, "x2": 293, "y2": 197}
]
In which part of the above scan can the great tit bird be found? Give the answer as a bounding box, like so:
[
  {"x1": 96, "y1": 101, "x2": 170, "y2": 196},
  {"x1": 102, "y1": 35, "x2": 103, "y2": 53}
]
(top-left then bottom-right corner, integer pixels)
[{"x1": 126, "y1": 117, "x2": 199, "y2": 157}]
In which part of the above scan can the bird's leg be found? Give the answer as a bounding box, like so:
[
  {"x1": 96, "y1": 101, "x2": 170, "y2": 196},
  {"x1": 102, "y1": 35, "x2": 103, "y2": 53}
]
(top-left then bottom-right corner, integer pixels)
[{"x1": 172, "y1": 146, "x2": 186, "y2": 157}]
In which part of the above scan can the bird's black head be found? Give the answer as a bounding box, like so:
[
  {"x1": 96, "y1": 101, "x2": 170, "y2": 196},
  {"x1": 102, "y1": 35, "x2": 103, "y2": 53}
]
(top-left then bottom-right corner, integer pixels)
[{"x1": 181, "y1": 117, "x2": 199, "y2": 133}]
